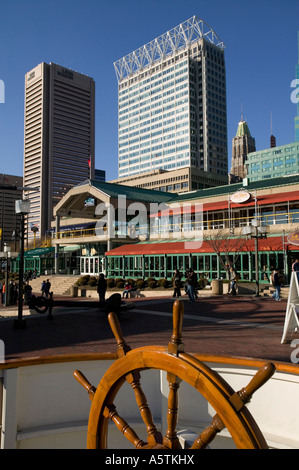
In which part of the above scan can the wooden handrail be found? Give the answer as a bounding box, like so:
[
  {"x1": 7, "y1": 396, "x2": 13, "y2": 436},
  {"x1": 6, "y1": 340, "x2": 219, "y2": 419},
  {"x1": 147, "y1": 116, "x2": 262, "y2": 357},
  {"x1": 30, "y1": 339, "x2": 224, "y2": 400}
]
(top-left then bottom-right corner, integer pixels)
[{"x1": 1, "y1": 351, "x2": 299, "y2": 376}]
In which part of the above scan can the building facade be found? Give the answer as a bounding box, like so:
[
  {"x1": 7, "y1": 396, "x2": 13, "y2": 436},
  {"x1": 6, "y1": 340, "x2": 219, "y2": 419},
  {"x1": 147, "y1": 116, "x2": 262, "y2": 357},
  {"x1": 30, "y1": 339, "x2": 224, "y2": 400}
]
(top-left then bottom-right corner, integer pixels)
[
  {"x1": 23, "y1": 62, "x2": 95, "y2": 240},
  {"x1": 13, "y1": 174, "x2": 299, "y2": 285},
  {"x1": 246, "y1": 142, "x2": 299, "y2": 181},
  {"x1": 94, "y1": 169, "x2": 106, "y2": 182},
  {"x1": 230, "y1": 120, "x2": 256, "y2": 180},
  {"x1": 110, "y1": 166, "x2": 228, "y2": 193},
  {"x1": 0, "y1": 174, "x2": 22, "y2": 250},
  {"x1": 114, "y1": 16, "x2": 228, "y2": 184},
  {"x1": 104, "y1": 175, "x2": 299, "y2": 283},
  {"x1": 246, "y1": 33, "x2": 299, "y2": 182}
]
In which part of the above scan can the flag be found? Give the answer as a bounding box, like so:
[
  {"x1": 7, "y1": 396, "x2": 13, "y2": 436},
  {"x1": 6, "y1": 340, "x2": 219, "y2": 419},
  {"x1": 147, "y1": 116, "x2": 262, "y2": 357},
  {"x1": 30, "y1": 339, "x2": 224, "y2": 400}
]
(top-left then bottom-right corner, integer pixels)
[{"x1": 87, "y1": 157, "x2": 91, "y2": 167}]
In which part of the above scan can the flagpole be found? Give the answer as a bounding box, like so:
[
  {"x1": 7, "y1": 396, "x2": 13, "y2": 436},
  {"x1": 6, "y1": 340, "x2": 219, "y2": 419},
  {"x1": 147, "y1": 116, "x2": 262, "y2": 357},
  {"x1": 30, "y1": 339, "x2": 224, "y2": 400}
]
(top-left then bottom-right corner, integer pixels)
[{"x1": 88, "y1": 156, "x2": 91, "y2": 181}]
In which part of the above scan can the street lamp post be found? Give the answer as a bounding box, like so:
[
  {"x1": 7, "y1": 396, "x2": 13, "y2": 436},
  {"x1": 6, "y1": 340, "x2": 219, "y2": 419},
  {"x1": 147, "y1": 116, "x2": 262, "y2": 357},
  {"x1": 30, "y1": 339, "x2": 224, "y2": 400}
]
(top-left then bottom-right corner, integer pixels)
[
  {"x1": 14, "y1": 198, "x2": 30, "y2": 329},
  {"x1": 242, "y1": 219, "x2": 269, "y2": 297},
  {"x1": 4, "y1": 244, "x2": 11, "y2": 306},
  {"x1": 31, "y1": 224, "x2": 38, "y2": 248}
]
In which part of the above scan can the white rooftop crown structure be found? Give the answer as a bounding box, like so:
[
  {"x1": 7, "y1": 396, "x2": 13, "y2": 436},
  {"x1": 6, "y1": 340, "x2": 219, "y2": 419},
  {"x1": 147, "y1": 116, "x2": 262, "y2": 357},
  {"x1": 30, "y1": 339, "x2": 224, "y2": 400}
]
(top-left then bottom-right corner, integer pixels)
[{"x1": 114, "y1": 15, "x2": 225, "y2": 82}]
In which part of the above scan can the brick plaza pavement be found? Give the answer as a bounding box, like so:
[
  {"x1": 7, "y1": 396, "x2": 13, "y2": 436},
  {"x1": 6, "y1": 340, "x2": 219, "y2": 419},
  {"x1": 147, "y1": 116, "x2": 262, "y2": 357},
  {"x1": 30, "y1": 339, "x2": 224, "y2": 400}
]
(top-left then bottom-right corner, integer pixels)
[{"x1": 0, "y1": 295, "x2": 297, "y2": 364}]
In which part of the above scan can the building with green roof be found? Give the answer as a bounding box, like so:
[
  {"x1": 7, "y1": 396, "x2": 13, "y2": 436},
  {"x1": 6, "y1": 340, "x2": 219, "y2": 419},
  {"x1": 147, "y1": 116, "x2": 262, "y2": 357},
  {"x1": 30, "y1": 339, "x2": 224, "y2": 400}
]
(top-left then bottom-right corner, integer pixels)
[
  {"x1": 11, "y1": 174, "x2": 298, "y2": 283},
  {"x1": 229, "y1": 120, "x2": 255, "y2": 182},
  {"x1": 246, "y1": 33, "x2": 299, "y2": 181},
  {"x1": 235, "y1": 120, "x2": 252, "y2": 138}
]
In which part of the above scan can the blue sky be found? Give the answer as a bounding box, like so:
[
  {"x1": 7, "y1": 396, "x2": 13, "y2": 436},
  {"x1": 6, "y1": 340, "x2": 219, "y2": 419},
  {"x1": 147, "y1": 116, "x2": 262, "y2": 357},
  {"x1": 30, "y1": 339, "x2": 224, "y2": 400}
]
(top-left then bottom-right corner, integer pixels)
[{"x1": 0, "y1": 0, "x2": 298, "y2": 181}]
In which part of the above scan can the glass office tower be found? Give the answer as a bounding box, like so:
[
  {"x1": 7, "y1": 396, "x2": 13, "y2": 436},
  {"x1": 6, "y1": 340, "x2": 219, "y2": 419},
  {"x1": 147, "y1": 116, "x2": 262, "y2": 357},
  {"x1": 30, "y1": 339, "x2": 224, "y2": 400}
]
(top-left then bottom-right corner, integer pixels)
[
  {"x1": 24, "y1": 62, "x2": 95, "y2": 239},
  {"x1": 114, "y1": 16, "x2": 228, "y2": 179}
]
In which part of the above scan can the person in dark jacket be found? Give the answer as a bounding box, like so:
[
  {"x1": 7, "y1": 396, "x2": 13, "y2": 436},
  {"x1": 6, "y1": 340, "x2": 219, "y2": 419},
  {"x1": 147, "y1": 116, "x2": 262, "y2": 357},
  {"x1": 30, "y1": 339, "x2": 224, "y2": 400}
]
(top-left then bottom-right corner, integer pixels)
[
  {"x1": 185, "y1": 269, "x2": 197, "y2": 303},
  {"x1": 172, "y1": 268, "x2": 182, "y2": 298},
  {"x1": 271, "y1": 268, "x2": 281, "y2": 301},
  {"x1": 97, "y1": 273, "x2": 107, "y2": 304},
  {"x1": 44, "y1": 279, "x2": 51, "y2": 298}
]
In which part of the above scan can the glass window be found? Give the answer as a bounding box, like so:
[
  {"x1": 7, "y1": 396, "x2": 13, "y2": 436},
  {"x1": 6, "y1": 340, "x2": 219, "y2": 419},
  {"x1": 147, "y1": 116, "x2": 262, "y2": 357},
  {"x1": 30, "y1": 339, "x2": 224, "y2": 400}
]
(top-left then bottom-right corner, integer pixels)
[
  {"x1": 274, "y1": 205, "x2": 288, "y2": 224},
  {"x1": 261, "y1": 207, "x2": 274, "y2": 225}
]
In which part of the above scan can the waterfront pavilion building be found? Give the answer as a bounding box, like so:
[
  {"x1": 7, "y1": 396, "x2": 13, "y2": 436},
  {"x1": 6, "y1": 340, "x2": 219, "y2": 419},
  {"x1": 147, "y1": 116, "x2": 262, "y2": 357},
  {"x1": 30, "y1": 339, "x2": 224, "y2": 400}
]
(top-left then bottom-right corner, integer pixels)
[
  {"x1": 104, "y1": 175, "x2": 299, "y2": 283},
  {"x1": 114, "y1": 16, "x2": 228, "y2": 184},
  {"x1": 13, "y1": 174, "x2": 299, "y2": 285}
]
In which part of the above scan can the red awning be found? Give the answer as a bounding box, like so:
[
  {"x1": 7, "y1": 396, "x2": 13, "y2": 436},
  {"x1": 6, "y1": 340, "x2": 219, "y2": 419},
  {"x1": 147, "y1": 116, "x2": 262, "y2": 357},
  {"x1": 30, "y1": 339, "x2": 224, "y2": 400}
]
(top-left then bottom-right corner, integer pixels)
[
  {"x1": 106, "y1": 236, "x2": 299, "y2": 256},
  {"x1": 149, "y1": 191, "x2": 299, "y2": 217}
]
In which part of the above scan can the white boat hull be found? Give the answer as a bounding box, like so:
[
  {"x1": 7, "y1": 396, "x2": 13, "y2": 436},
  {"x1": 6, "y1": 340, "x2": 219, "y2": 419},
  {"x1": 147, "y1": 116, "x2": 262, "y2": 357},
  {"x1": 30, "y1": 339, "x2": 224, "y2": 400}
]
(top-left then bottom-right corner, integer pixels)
[{"x1": 1, "y1": 354, "x2": 299, "y2": 449}]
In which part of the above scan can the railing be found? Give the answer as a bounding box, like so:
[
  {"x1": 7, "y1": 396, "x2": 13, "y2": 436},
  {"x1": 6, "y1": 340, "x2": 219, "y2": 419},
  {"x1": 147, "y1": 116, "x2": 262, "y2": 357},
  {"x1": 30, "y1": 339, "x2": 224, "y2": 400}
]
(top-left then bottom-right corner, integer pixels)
[
  {"x1": 55, "y1": 228, "x2": 97, "y2": 240},
  {"x1": 53, "y1": 211, "x2": 299, "y2": 240}
]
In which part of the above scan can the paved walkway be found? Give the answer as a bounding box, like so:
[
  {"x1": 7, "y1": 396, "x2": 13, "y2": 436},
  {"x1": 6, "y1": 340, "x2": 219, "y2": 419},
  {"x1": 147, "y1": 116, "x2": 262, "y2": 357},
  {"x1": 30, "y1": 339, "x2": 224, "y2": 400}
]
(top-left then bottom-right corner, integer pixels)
[{"x1": 0, "y1": 294, "x2": 297, "y2": 364}]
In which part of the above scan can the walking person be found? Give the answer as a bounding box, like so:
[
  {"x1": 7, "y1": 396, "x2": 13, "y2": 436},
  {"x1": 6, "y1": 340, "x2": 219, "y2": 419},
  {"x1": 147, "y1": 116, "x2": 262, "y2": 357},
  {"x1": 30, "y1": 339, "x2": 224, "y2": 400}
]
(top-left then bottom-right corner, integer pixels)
[
  {"x1": 228, "y1": 267, "x2": 239, "y2": 295},
  {"x1": 271, "y1": 268, "x2": 282, "y2": 301},
  {"x1": 7, "y1": 280, "x2": 14, "y2": 305},
  {"x1": 41, "y1": 280, "x2": 46, "y2": 297},
  {"x1": 44, "y1": 279, "x2": 51, "y2": 298},
  {"x1": 2, "y1": 282, "x2": 5, "y2": 305},
  {"x1": 97, "y1": 273, "x2": 107, "y2": 305},
  {"x1": 172, "y1": 268, "x2": 182, "y2": 298},
  {"x1": 24, "y1": 282, "x2": 33, "y2": 305},
  {"x1": 185, "y1": 268, "x2": 197, "y2": 303},
  {"x1": 11, "y1": 282, "x2": 18, "y2": 305}
]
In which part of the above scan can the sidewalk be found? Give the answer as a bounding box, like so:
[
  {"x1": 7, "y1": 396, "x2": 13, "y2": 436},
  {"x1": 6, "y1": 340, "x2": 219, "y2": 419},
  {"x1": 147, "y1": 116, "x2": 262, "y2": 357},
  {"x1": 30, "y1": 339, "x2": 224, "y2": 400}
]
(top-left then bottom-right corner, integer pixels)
[
  {"x1": 0, "y1": 304, "x2": 30, "y2": 318},
  {"x1": 0, "y1": 294, "x2": 296, "y2": 365}
]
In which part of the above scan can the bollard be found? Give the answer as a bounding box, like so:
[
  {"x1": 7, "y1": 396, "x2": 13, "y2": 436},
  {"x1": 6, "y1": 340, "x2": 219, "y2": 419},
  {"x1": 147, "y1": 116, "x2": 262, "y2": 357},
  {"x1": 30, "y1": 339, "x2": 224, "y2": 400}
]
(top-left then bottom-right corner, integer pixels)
[
  {"x1": 211, "y1": 279, "x2": 223, "y2": 295},
  {"x1": 71, "y1": 285, "x2": 78, "y2": 297}
]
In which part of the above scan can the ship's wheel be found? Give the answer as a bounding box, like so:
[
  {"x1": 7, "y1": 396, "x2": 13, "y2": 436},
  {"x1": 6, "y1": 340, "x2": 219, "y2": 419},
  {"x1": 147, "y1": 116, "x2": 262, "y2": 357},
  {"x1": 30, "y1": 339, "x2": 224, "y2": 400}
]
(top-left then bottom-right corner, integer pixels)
[{"x1": 74, "y1": 300, "x2": 275, "y2": 449}]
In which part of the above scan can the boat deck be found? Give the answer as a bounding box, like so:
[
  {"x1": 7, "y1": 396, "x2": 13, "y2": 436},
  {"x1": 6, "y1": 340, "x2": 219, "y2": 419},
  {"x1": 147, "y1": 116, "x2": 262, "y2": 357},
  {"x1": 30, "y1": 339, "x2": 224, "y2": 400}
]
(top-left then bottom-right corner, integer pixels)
[{"x1": 0, "y1": 295, "x2": 296, "y2": 365}]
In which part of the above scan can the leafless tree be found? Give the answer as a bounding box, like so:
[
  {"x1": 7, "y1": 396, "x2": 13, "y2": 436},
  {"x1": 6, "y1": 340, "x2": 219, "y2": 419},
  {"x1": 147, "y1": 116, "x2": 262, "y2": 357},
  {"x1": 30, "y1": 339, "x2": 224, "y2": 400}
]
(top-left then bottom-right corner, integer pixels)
[{"x1": 204, "y1": 229, "x2": 248, "y2": 278}]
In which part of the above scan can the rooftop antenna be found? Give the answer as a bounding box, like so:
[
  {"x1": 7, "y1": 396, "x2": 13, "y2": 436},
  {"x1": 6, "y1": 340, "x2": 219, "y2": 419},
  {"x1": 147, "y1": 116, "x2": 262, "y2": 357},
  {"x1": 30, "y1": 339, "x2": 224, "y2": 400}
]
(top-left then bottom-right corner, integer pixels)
[
  {"x1": 270, "y1": 112, "x2": 273, "y2": 135},
  {"x1": 241, "y1": 102, "x2": 244, "y2": 121},
  {"x1": 270, "y1": 111, "x2": 276, "y2": 148}
]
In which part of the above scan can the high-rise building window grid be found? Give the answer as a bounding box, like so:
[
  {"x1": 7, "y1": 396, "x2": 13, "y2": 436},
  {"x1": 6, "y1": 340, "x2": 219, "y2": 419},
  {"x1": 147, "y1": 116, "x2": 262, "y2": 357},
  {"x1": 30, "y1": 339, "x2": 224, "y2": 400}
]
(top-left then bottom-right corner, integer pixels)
[
  {"x1": 117, "y1": 63, "x2": 192, "y2": 177},
  {"x1": 116, "y1": 18, "x2": 227, "y2": 178}
]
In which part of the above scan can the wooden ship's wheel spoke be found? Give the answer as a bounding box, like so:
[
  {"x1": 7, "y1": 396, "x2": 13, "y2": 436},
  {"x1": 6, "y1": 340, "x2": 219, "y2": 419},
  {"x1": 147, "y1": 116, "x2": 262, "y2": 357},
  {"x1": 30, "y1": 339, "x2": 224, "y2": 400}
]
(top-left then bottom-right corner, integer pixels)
[
  {"x1": 106, "y1": 311, "x2": 163, "y2": 447},
  {"x1": 74, "y1": 300, "x2": 276, "y2": 449},
  {"x1": 103, "y1": 404, "x2": 146, "y2": 448}
]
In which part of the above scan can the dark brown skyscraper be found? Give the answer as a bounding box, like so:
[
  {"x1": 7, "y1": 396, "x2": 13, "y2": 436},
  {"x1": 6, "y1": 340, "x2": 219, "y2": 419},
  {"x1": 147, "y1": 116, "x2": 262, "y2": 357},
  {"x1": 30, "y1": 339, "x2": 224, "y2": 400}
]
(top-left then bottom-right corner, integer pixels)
[{"x1": 230, "y1": 120, "x2": 256, "y2": 181}]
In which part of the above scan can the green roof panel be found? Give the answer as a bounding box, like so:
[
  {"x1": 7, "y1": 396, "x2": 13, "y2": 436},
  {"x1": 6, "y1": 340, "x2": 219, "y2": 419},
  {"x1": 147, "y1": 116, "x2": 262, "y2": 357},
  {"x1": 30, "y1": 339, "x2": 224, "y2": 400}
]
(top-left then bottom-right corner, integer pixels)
[
  {"x1": 90, "y1": 180, "x2": 177, "y2": 204},
  {"x1": 235, "y1": 120, "x2": 252, "y2": 137}
]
